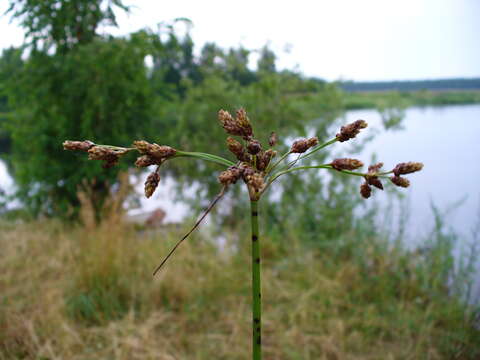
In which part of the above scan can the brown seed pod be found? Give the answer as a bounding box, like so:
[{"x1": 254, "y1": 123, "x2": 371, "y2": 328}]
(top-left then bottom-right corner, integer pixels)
[
  {"x1": 226, "y1": 137, "x2": 249, "y2": 162},
  {"x1": 336, "y1": 120, "x2": 368, "y2": 142},
  {"x1": 235, "y1": 108, "x2": 254, "y2": 139},
  {"x1": 87, "y1": 146, "x2": 126, "y2": 168},
  {"x1": 63, "y1": 140, "x2": 95, "y2": 152},
  {"x1": 218, "y1": 166, "x2": 243, "y2": 186},
  {"x1": 330, "y1": 158, "x2": 364, "y2": 171},
  {"x1": 257, "y1": 149, "x2": 277, "y2": 171},
  {"x1": 365, "y1": 162, "x2": 384, "y2": 190},
  {"x1": 366, "y1": 176, "x2": 384, "y2": 190},
  {"x1": 268, "y1": 132, "x2": 278, "y2": 147},
  {"x1": 393, "y1": 162, "x2": 424, "y2": 176},
  {"x1": 135, "y1": 155, "x2": 158, "y2": 167},
  {"x1": 246, "y1": 173, "x2": 264, "y2": 192},
  {"x1": 133, "y1": 141, "x2": 176, "y2": 160},
  {"x1": 390, "y1": 176, "x2": 410, "y2": 188},
  {"x1": 247, "y1": 139, "x2": 262, "y2": 155},
  {"x1": 291, "y1": 137, "x2": 318, "y2": 153},
  {"x1": 360, "y1": 182, "x2": 372, "y2": 199},
  {"x1": 218, "y1": 109, "x2": 253, "y2": 139},
  {"x1": 368, "y1": 162, "x2": 384, "y2": 174},
  {"x1": 144, "y1": 172, "x2": 160, "y2": 198}
]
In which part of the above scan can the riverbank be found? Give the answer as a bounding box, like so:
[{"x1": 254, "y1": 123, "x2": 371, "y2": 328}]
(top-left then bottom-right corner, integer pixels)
[
  {"x1": 1, "y1": 219, "x2": 479, "y2": 359},
  {"x1": 342, "y1": 90, "x2": 480, "y2": 110}
]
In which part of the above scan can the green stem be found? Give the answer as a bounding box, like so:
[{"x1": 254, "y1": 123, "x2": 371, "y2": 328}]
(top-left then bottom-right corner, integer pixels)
[
  {"x1": 250, "y1": 200, "x2": 262, "y2": 360},
  {"x1": 276, "y1": 137, "x2": 338, "y2": 173},
  {"x1": 262, "y1": 164, "x2": 390, "y2": 195},
  {"x1": 174, "y1": 151, "x2": 235, "y2": 167},
  {"x1": 266, "y1": 150, "x2": 291, "y2": 174}
]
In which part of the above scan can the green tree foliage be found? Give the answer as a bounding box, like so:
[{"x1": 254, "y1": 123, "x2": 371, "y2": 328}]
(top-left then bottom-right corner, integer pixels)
[
  {"x1": 6, "y1": 0, "x2": 129, "y2": 52},
  {"x1": 0, "y1": 47, "x2": 23, "y2": 155},
  {"x1": 5, "y1": 0, "x2": 156, "y2": 218}
]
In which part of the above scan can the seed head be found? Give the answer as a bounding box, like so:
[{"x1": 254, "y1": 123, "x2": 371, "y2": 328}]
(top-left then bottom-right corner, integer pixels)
[
  {"x1": 331, "y1": 158, "x2": 364, "y2": 171},
  {"x1": 291, "y1": 137, "x2": 318, "y2": 153},
  {"x1": 218, "y1": 166, "x2": 243, "y2": 186},
  {"x1": 390, "y1": 176, "x2": 410, "y2": 188},
  {"x1": 393, "y1": 162, "x2": 424, "y2": 176},
  {"x1": 87, "y1": 146, "x2": 126, "y2": 168},
  {"x1": 133, "y1": 141, "x2": 176, "y2": 160},
  {"x1": 366, "y1": 177, "x2": 384, "y2": 190},
  {"x1": 268, "y1": 132, "x2": 278, "y2": 147},
  {"x1": 133, "y1": 140, "x2": 151, "y2": 154},
  {"x1": 226, "y1": 137, "x2": 249, "y2": 162},
  {"x1": 235, "y1": 108, "x2": 253, "y2": 139},
  {"x1": 368, "y1": 162, "x2": 383, "y2": 174},
  {"x1": 218, "y1": 109, "x2": 253, "y2": 139},
  {"x1": 247, "y1": 139, "x2": 262, "y2": 155},
  {"x1": 246, "y1": 173, "x2": 265, "y2": 192},
  {"x1": 63, "y1": 140, "x2": 94, "y2": 152},
  {"x1": 257, "y1": 149, "x2": 277, "y2": 171},
  {"x1": 144, "y1": 172, "x2": 160, "y2": 198},
  {"x1": 365, "y1": 162, "x2": 384, "y2": 190},
  {"x1": 135, "y1": 155, "x2": 159, "y2": 167},
  {"x1": 336, "y1": 120, "x2": 368, "y2": 142},
  {"x1": 360, "y1": 182, "x2": 372, "y2": 199}
]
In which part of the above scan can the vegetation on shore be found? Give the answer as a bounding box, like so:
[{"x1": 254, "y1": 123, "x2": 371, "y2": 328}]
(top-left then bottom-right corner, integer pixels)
[
  {"x1": 0, "y1": 217, "x2": 478, "y2": 359},
  {"x1": 342, "y1": 90, "x2": 480, "y2": 110}
]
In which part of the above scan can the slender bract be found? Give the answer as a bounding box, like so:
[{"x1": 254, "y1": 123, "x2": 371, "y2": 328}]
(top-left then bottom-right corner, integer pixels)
[
  {"x1": 63, "y1": 109, "x2": 423, "y2": 360},
  {"x1": 250, "y1": 200, "x2": 261, "y2": 360}
]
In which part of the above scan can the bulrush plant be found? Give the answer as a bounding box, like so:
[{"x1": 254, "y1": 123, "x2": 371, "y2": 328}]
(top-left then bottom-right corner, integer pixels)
[{"x1": 63, "y1": 108, "x2": 423, "y2": 360}]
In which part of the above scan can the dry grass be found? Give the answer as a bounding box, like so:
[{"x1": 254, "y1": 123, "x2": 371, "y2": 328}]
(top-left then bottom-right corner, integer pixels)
[{"x1": 0, "y1": 219, "x2": 478, "y2": 360}]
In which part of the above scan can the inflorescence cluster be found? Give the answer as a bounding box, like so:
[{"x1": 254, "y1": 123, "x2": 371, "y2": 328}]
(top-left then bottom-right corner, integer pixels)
[{"x1": 64, "y1": 108, "x2": 423, "y2": 203}]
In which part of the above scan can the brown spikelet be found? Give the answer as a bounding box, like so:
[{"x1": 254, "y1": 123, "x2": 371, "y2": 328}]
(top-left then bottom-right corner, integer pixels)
[
  {"x1": 87, "y1": 146, "x2": 127, "y2": 168},
  {"x1": 133, "y1": 140, "x2": 151, "y2": 154},
  {"x1": 366, "y1": 177, "x2": 384, "y2": 190},
  {"x1": 390, "y1": 176, "x2": 410, "y2": 188},
  {"x1": 368, "y1": 162, "x2": 383, "y2": 173},
  {"x1": 246, "y1": 173, "x2": 264, "y2": 192},
  {"x1": 218, "y1": 166, "x2": 243, "y2": 186},
  {"x1": 257, "y1": 149, "x2": 277, "y2": 171},
  {"x1": 235, "y1": 108, "x2": 253, "y2": 139},
  {"x1": 336, "y1": 120, "x2": 368, "y2": 142},
  {"x1": 133, "y1": 141, "x2": 176, "y2": 160},
  {"x1": 268, "y1": 132, "x2": 277, "y2": 147},
  {"x1": 247, "y1": 139, "x2": 262, "y2": 155},
  {"x1": 218, "y1": 109, "x2": 250, "y2": 138},
  {"x1": 331, "y1": 158, "x2": 364, "y2": 171},
  {"x1": 291, "y1": 137, "x2": 319, "y2": 153},
  {"x1": 360, "y1": 182, "x2": 372, "y2": 199},
  {"x1": 144, "y1": 172, "x2": 160, "y2": 198},
  {"x1": 63, "y1": 140, "x2": 94, "y2": 152},
  {"x1": 393, "y1": 162, "x2": 424, "y2": 176},
  {"x1": 135, "y1": 155, "x2": 158, "y2": 167},
  {"x1": 365, "y1": 162, "x2": 384, "y2": 190}
]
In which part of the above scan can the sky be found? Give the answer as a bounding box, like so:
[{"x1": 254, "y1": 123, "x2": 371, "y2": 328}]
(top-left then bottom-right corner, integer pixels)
[{"x1": 0, "y1": 0, "x2": 479, "y2": 81}]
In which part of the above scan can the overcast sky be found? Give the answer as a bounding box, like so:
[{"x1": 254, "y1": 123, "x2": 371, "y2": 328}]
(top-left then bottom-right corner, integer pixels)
[{"x1": 1, "y1": 0, "x2": 478, "y2": 81}]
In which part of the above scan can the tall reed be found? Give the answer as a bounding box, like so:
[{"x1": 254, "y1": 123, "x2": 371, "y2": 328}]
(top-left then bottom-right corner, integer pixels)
[{"x1": 64, "y1": 108, "x2": 423, "y2": 359}]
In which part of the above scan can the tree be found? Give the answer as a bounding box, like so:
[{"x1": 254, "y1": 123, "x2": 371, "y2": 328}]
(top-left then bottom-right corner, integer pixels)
[{"x1": 6, "y1": 0, "x2": 155, "y2": 219}]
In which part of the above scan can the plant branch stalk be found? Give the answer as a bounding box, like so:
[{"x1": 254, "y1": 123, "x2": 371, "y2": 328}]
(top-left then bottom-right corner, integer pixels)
[
  {"x1": 266, "y1": 150, "x2": 291, "y2": 174},
  {"x1": 152, "y1": 186, "x2": 227, "y2": 276},
  {"x1": 174, "y1": 151, "x2": 235, "y2": 167},
  {"x1": 276, "y1": 137, "x2": 338, "y2": 172},
  {"x1": 261, "y1": 164, "x2": 391, "y2": 196},
  {"x1": 250, "y1": 200, "x2": 262, "y2": 360}
]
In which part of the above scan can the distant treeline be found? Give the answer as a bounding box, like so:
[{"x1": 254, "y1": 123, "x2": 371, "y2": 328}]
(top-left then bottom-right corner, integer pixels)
[{"x1": 340, "y1": 78, "x2": 480, "y2": 92}]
